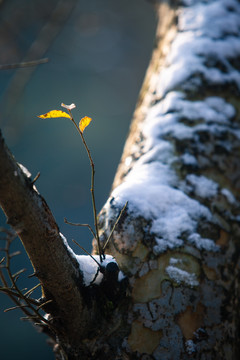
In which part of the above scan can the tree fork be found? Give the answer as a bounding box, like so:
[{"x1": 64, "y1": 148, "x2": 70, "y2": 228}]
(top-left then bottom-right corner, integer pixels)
[{"x1": 0, "y1": 131, "x2": 129, "y2": 358}]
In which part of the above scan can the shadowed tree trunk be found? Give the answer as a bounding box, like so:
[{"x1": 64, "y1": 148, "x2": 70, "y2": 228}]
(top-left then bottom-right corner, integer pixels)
[{"x1": 1, "y1": 0, "x2": 240, "y2": 359}]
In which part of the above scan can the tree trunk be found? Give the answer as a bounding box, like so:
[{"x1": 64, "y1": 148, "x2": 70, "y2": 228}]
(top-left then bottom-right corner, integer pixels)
[
  {"x1": 97, "y1": 0, "x2": 240, "y2": 358},
  {"x1": 1, "y1": 0, "x2": 240, "y2": 359}
]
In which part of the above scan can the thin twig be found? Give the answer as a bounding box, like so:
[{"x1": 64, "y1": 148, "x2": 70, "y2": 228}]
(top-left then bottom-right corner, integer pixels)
[
  {"x1": 24, "y1": 283, "x2": 41, "y2": 297},
  {"x1": 12, "y1": 268, "x2": 26, "y2": 278},
  {"x1": 0, "y1": 234, "x2": 57, "y2": 335},
  {"x1": 9, "y1": 251, "x2": 21, "y2": 258},
  {"x1": 0, "y1": 287, "x2": 39, "y2": 305},
  {"x1": 64, "y1": 218, "x2": 96, "y2": 238},
  {"x1": 72, "y1": 239, "x2": 101, "y2": 267},
  {"x1": 0, "y1": 269, "x2": 34, "y2": 318},
  {"x1": 103, "y1": 201, "x2": 128, "y2": 251},
  {"x1": 37, "y1": 299, "x2": 53, "y2": 310},
  {"x1": 32, "y1": 172, "x2": 41, "y2": 184},
  {"x1": 67, "y1": 110, "x2": 102, "y2": 262},
  {"x1": 4, "y1": 304, "x2": 29, "y2": 313},
  {"x1": 0, "y1": 228, "x2": 16, "y2": 238},
  {"x1": 0, "y1": 58, "x2": 49, "y2": 70},
  {"x1": 4, "y1": 239, "x2": 51, "y2": 327},
  {"x1": 28, "y1": 272, "x2": 38, "y2": 278},
  {"x1": 21, "y1": 316, "x2": 40, "y2": 321}
]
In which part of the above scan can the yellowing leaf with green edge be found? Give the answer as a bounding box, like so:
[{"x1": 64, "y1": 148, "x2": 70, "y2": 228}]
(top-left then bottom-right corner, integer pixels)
[
  {"x1": 38, "y1": 110, "x2": 71, "y2": 119},
  {"x1": 79, "y1": 116, "x2": 92, "y2": 132}
]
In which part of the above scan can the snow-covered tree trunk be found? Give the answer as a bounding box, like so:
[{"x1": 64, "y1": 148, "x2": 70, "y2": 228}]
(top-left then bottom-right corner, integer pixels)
[
  {"x1": 97, "y1": 0, "x2": 240, "y2": 358},
  {"x1": 1, "y1": 0, "x2": 240, "y2": 359}
]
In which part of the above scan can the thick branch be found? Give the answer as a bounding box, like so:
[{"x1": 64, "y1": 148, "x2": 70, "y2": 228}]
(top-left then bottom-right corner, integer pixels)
[
  {"x1": 0, "y1": 130, "x2": 89, "y2": 345},
  {"x1": 0, "y1": 130, "x2": 130, "y2": 358}
]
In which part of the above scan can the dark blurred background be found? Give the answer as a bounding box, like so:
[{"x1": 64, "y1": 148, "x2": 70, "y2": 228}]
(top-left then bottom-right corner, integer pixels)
[{"x1": 0, "y1": 0, "x2": 156, "y2": 358}]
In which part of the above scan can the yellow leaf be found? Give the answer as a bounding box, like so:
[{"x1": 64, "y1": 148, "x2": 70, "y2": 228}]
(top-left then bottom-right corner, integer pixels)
[
  {"x1": 38, "y1": 110, "x2": 71, "y2": 119},
  {"x1": 79, "y1": 116, "x2": 92, "y2": 132}
]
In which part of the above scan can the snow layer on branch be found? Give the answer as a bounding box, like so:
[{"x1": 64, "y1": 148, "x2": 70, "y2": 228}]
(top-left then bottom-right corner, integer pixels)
[
  {"x1": 60, "y1": 233, "x2": 123, "y2": 286},
  {"x1": 17, "y1": 163, "x2": 32, "y2": 178},
  {"x1": 76, "y1": 254, "x2": 118, "y2": 286},
  {"x1": 102, "y1": 0, "x2": 239, "y2": 255}
]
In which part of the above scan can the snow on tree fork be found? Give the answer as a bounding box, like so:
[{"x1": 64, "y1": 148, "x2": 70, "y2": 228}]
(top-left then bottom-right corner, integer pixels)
[{"x1": 97, "y1": 0, "x2": 240, "y2": 359}]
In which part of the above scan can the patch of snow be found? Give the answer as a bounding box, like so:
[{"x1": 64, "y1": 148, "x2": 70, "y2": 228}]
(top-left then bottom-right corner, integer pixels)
[
  {"x1": 165, "y1": 265, "x2": 199, "y2": 287},
  {"x1": 137, "y1": 141, "x2": 175, "y2": 167},
  {"x1": 118, "y1": 270, "x2": 126, "y2": 282},
  {"x1": 157, "y1": 0, "x2": 240, "y2": 97},
  {"x1": 153, "y1": 237, "x2": 182, "y2": 255},
  {"x1": 221, "y1": 188, "x2": 236, "y2": 205},
  {"x1": 186, "y1": 174, "x2": 218, "y2": 198},
  {"x1": 18, "y1": 163, "x2": 32, "y2": 178},
  {"x1": 142, "y1": 92, "x2": 237, "y2": 149},
  {"x1": 60, "y1": 233, "x2": 77, "y2": 260},
  {"x1": 185, "y1": 339, "x2": 196, "y2": 354},
  {"x1": 111, "y1": 177, "x2": 212, "y2": 253},
  {"x1": 43, "y1": 313, "x2": 50, "y2": 321},
  {"x1": 181, "y1": 153, "x2": 198, "y2": 166},
  {"x1": 102, "y1": 0, "x2": 238, "y2": 257},
  {"x1": 76, "y1": 254, "x2": 118, "y2": 286},
  {"x1": 125, "y1": 156, "x2": 132, "y2": 166},
  {"x1": 179, "y1": 0, "x2": 240, "y2": 38},
  {"x1": 169, "y1": 257, "x2": 183, "y2": 265},
  {"x1": 60, "y1": 233, "x2": 124, "y2": 285},
  {"x1": 205, "y1": 97, "x2": 236, "y2": 120},
  {"x1": 188, "y1": 233, "x2": 219, "y2": 252}
]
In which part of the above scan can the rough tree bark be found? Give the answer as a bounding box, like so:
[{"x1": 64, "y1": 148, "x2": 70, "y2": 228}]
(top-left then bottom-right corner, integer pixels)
[{"x1": 1, "y1": 0, "x2": 240, "y2": 359}]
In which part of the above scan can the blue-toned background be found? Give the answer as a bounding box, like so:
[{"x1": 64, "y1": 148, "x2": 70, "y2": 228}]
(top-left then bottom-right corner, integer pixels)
[{"x1": 0, "y1": 0, "x2": 156, "y2": 358}]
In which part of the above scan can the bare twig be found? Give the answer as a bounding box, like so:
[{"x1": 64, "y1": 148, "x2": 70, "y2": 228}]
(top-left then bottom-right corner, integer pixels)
[
  {"x1": 0, "y1": 232, "x2": 52, "y2": 328},
  {"x1": 64, "y1": 218, "x2": 96, "y2": 239},
  {"x1": 72, "y1": 239, "x2": 101, "y2": 268},
  {"x1": 28, "y1": 272, "x2": 38, "y2": 278},
  {"x1": 32, "y1": 172, "x2": 41, "y2": 184},
  {"x1": 0, "y1": 58, "x2": 49, "y2": 70},
  {"x1": 12, "y1": 268, "x2": 26, "y2": 279},
  {"x1": 4, "y1": 304, "x2": 29, "y2": 313},
  {"x1": 103, "y1": 201, "x2": 128, "y2": 251},
  {"x1": 24, "y1": 283, "x2": 41, "y2": 297},
  {"x1": 9, "y1": 251, "x2": 21, "y2": 259},
  {"x1": 1, "y1": 0, "x2": 78, "y2": 121},
  {"x1": 0, "y1": 287, "x2": 38, "y2": 305},
  {"x1": 37, "y1": 299, "x2": 53, "y2": 310}
]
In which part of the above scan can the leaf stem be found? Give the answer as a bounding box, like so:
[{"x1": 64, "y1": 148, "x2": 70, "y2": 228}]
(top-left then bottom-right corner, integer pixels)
[{"x1": 68, "y1": 110, "x2": 103, "y2": 263}]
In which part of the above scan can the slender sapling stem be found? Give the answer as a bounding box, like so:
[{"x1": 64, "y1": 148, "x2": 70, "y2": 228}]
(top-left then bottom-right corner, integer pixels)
[{"x1": 67, "y1": 110, "x2": 103, "y2": 263}]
